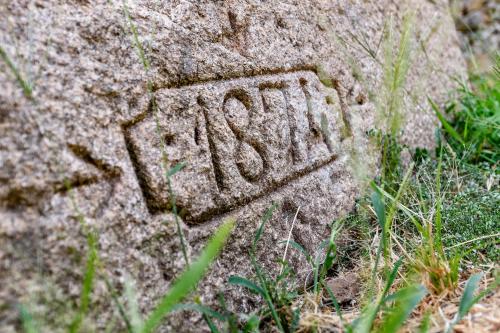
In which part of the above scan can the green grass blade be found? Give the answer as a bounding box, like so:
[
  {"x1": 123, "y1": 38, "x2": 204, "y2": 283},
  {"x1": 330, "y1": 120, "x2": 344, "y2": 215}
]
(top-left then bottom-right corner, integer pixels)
[
  {"x1": 370, "y1": 186, "x2": 386, "y2": 230},
  {"x1": 382, "y1": 258, "x2": 403, "y2": 299},
  {"x1": 19, "y1": 305, "x2": 37, "y2": 333},
  {"x1": 171, "y1": 303, "x2": 226, "y2": 321},
  {"x1": 167, "y1": 162, "x2": 186, "y2": 177},
  {"x1": 434, "y1": 145, "x2": 444, "y2": 256},
  {"x1": 228, "y1": 276, "x2": 266, "y2": 298},
  {"x1": 68, "y1": 231, "x2": 98, "y2": 333},
  {"x1": 125, "y1": 276, "x2": 144, "y2": 333},
  {"x1": 242, "y1": 315, "x2": 260, "y2": 333},
  {"x1": 457, "y1": 272, "x2": 483, "y2": 319},
  {"x1": 378, "y1": 285, "x2": 427, "y2": 333},
  {"x1": 173, "y1": 302, "x2": 225, "y2": 332},
  {"x1": 429, "y1": 98, "x2": 465, "y2": 145},
  {"x1": 448, "y1": 274, "x2": 500, "y2": 333},
  {"x1": 249, "y1": 253, "x2": 284, "y2": 333},
  {"x1": 320, "y1": 221, "x2": 341, "y2": 281},
  {"x1": 369, "y1": 187, "x2": 387, "y2": 298},
  {"x1": 204, "y1": 316, "x2": 220, "y2": 333},
  {"x1": 278, "y1": 239, "x2": 312, "y2": 264},
  {"x1": 290, "y1": 307, "x2": 301, "y2": 333},
  {"x1": 0, "y1": 45, "x2": 33, "y2": 99},
  {"x1": 322, "y1": 282, "x2": 344, "y2": 324},
  {"x1": 122, "y1": 0, "x2": 150, "y2": 71},
  {"x1": 103, "y1": 275, "x2": 133, "y2": 333},
  {"x1": 445, "y1": 272, "x2": 485, "y2": 333},
  {"x1": 312, "y1": 252, "x2": 321, "y2": 294},
  {"x1": 167, "y1": 175, "x2": 190, "y2": 267},
  {"x1": 197, "y1": 297, "x2": 222, "y2": 333},
  {"x1": 374, "y1": 185, "x2": 424, "y2": 234},
  {"x1": 385, "y1": 162, "x2": 414, "y2": 230},
  {"x1": 352, "y1": 302, "x2": 379, "y2": 333},
  {"x1": 353, "y1": 259, "x2": 404, "y2": 333},
  {"x1": 141, "y1": 219, "x2": 235, "y2": 333},
  {"x1": 418, "y1": 311, "x2": 431, "y2": 333},
  {"x1": 253, "y1": 203, "x2": 277, "y2": 250}
]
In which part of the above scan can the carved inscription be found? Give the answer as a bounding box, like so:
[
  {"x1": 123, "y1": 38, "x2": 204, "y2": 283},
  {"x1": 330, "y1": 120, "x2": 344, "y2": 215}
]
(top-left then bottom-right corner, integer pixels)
[{"x1": 124, "y1": 71, "x2": 343, "y2": 223}]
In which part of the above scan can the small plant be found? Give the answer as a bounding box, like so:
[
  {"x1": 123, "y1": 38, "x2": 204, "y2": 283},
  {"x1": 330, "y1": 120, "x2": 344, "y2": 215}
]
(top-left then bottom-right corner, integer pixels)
[
  {"x1": 349, "y1": 260, "x2": 427, "y2": 333},
  {"x1": 177, "y1": 204, "x2": 300, "y2": 332},
  {"x1": 120, "y1": 219, "x2": 236, "y2": 333},
  {"x1": 228, "y1": 204, "x2": 299, "y2": 333},
  {"x1": 373, "y1": 12, "x2": 414, "y2": 196},
  {"x1": 65, "y1": 179, "x2": 100, "y2": 333},
  {"x1": 68, "y1": 228, "x2": 98, "y2": 333},
  {"x1": 138, "y1": 219, "x2": 235, "y2": 333},
  {"x1": 431, "y1": 59, "x2": 500, "y2": 165},
  {"x1": 378, "y1": 13, "x2": 414, "y2": 137},
  {"x1": 344, "y1": 185, "x2": 427, "y2": 333},
  {"x1": 445, "y1": 272, "x2": 499, "y2": 333},
  {"x1": 189, "y1": 206, "x2": 345, "y2": 333},
  {"x1": 19, "y1": 304, "x2": 37, "y2": 333},
  {"x1": 373, "y1": 152, "x2": 461, "y2": 296},
  {"x1": 282, "y1": 218, "x2": 343, "y2": 296}
]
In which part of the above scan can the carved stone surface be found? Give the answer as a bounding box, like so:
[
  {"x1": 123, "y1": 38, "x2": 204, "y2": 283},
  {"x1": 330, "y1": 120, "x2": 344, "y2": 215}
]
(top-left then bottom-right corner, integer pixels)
[
  {"x1": 0, "y1": 1, "x2": 465, "y2": 331},
  {"x1": 125, "y1": 70, "x2": 343, "y2": 222}
]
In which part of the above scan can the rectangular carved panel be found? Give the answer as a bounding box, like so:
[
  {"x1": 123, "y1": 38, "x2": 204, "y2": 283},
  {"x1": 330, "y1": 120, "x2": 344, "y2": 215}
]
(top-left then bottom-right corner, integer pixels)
[{"x1": 124, "y1": 70, "x2": 344, "y2": 223}]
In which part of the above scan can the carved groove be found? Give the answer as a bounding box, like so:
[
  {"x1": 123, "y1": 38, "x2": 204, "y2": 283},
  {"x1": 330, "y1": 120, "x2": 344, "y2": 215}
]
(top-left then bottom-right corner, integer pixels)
[
  {"x1": 122, "y1": 123, "x2": 160, "y2": 214},
  {"x1": 199, "y1": 98, "x2": 226, "y2": 193},
  {"x1": 332, "y1": 79, "x2": 353, "y2": 139},
  {"x1": 184, "y1": 153, "x2": 337, "y2": 224},
  {"x1": 194, "y1": 115, "x2": 201, "y2": 146},
  {"x1": 123, "y1": 67, "x2": 346, "y2": 222},
  {"x1": 320, "y1": 112, "x2": 334, "y2": 152},
  {"x1": 67, "y1": 143, "x2": 121, "y2": 179},
  {"x1": 151, "y1": 65, "x2": 318, "y2": 91},
  {"x1": 299, "y1": 78, "x2": 319, "y2": 138},
  {"x1": 282, "y1": 86, "x2": 301, "y2": 164},
  {"x1": 223, "y1": 89, "x2": 267, "y2": 183}
]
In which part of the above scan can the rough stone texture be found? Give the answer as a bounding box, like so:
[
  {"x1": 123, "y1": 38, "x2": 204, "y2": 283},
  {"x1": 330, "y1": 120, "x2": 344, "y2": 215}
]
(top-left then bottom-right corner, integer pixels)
[
  {"x1": 452, "y1": 0, "x2": 499, "y2": 72},
  {"x1": 325, "y1": 272, "x2": 360, "y2": 305},
  {"x1": 0, "y1": 1, "x2": 465, "y2": 331}
]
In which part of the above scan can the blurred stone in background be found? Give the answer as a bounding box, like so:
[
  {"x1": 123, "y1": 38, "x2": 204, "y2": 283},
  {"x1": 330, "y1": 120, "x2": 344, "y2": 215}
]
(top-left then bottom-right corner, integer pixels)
[{"x1": 451, "y1": 0, "x2": 499, "y2": 73}]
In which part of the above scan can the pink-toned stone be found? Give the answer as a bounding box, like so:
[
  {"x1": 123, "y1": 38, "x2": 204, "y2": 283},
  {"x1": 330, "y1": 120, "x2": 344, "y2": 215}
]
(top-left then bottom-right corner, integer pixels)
[{"x1": 0, "y1": 1, "x2": 465, "y2": 331}]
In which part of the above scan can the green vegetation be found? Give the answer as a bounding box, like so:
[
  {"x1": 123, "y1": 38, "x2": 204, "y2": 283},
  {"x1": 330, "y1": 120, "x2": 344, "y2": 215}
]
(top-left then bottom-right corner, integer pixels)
[
  {"x1": 228, "y1": 204, "x2": 298, "y2": 333},
  {"x1": 19, "y1": 215, "x2": 235, "y2": 333},
  {"x1": 140, "y1": 219, "x2": 235, "y2": 333},
  {"x1": 7, "y1": 5, "x2": 498, "y2": 333},
  {"x1": 175, "y1": 69, "x2": 499, "y2": 330},
  {"x1": 15, "y1": 69, "x2": 498, "y2": 333},
  {"x1": 0, "y1": 45, "x2": 33, "y2": 99},
  {"x1": 174, "y1": 35, "x2": 498, "y2": 333},
  {"x1": 429, "y1": 59, "x2": 499, "y2": 262},
  {"x1": 445, "y1": 272, "x2": 483, "y2": 333},
  {"x1": 435, "y1": 63, "x2": 499, "y2": 165}
]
